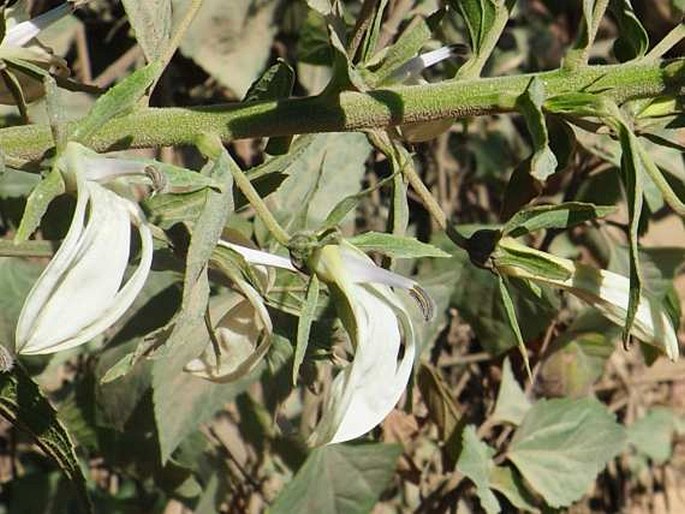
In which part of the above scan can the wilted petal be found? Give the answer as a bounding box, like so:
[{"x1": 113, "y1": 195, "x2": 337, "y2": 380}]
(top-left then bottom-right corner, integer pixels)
[
  {"x1": 570, "y1": 264, "x2": 680, "y2": 360},
  {"x1": 185, "y1": 279, "x2": 273, "y2": 382},
  {"x1": 309, "y1": 283, "x2": 416, "y2": 446},
  {"x1": 16, "y1": 181, "x2": 152, "y2": 355},
  {"x1": 496, "y1": 243, "x2": 680, "y2": 361}
]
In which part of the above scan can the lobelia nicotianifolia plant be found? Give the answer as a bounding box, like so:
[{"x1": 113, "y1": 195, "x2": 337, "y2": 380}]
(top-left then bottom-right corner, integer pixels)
[{"x1": 1, "y1": 1, "x2": 685, "y2": 512}]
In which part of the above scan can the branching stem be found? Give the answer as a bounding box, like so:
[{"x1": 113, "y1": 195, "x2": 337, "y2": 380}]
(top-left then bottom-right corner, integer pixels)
[{"x1": 1, "y1": 59, "x2": 685, "y2": 163}]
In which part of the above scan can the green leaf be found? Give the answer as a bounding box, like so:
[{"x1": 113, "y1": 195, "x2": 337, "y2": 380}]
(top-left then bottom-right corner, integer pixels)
[
  {"x1": 244, "y1": 59, "x2": 296, "y2": 155},
  {"x1": 456, "y1": 425, "x2": 500, "y2": 514},
  {"x1": 537, "y1": 330, "x2": 614, "y2": 398},
  {"x1": 293, "y1": 275, "x2": 319, "y2": 385},
  {"x1": 71, "y1": 62, "x2": 162, "y2": 144},
  {"x1": 616, "y1": 124, "x2": 645, "y2": 347},
  {"x1": 517, "y1": 77, "x2": 558, "y2": 181},
  {"x1": 492, "y1": 357, "x2": 531, "y2": 426},
  {"x1": 245, "y1": 58, "x2": 295, "y2": 103},
  {"x1": 494, "y1": 241, "x2": 572, "y2": 282},
  {"x1": 152, "y1": 140, "x2": 236, "y2": 462},
  {"x1": 0, "y1": 365, "x2": 92, "y2": 513},
  {"x1": 507, "y1": 397, "x2": 626, "y2": 508},
  {"x1": 627, "y1": 407, "x2": 676, "y2": 464},
  {"x1": 121, "y1": 0, "x2": 172, "y2": 61},
  {"x1": 449, "y1": 0, "x2": 497, "y2": 52},
  {"x1": 347, "y1": 232, "x2": 450, "y2": 259},
  {"x1": 268, "y1": 443, "x2": 402, "y2": 514},
  {"x1": 268, "y1": 133, "x2": 370, "y2": 233},
  {"x1": 0, "y1": 257, "x2": 43, "y2": 346},
  {"x1": 503, "y1": 202, "x2": 616, "y2": 238},
  {"x1": 489, "y1": 465, "x2": 540, "y2": 513},
  {"x1": 564, "y1": 0, "x2": 609, "y2": 69},
  {"x1": 447, "y1": 251, "x2": 558, "y2": 355},
  {"x1": 498, "y1": 276, "x2": 532, "y2": 380},
  {"x1": 15, "y1": 167, "x2": 65, "y2": 243},
  {"x1": 0, "y1": 168, "x2": 40, "y2": 198},
  {"x1": 368, "y1": 15, "x2": 433, "y2": 86},
  {"x1": 609, "y1": 0, "x2": 649, "y2": 61}
]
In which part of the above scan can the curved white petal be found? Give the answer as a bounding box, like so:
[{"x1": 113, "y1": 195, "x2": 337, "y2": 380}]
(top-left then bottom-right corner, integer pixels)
[
  {"x1": 309, "y1": 284, "x2": 416, "y2": 446},
  {"x1": 339, "y1": 244, "x2": 435, "y2": 321},
  {"x1": 17, "y1": 182, "x2": 153, "y2": 355},
  {"x1": 218, "y1": 240, "x2": 296, "y2": 271},
  {"x1": 15, "y1": 177, "x2": 90, "y2": 351}
]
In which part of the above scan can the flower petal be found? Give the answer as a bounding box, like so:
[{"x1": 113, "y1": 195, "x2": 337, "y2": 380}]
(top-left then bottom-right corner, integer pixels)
[
  {"x1": 185, "y1": 279, "x2": 272, "y2": 382},
  {"x1": 309, "y1": 283, "x2": 416, "y2": 445},
  {"x1": 2, "y1": 4, "x2": 71, "y2": 48},
  {"x1": 496, "y1": 246, "x2": 680, "y2": 361},
  {"x1": 17, "y1": 182, "x2": 152, "y2": 355},
  {"x1": 339, "y1": 244, "x2": 435, "y2": 321},
  {"x1": 219, "y1": 240, "x2": 296, "y2": 271}
]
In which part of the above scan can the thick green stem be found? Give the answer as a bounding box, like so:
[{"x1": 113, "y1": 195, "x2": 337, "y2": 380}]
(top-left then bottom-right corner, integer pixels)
[{"x1": 1, "y1": 59, "x2": 684, "y2": 162}]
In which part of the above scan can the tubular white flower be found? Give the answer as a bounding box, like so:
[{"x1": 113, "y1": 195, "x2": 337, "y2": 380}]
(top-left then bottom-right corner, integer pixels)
[
  {"x1": 15, "y1": 143, "x2": 153, "y2": 355},
  {"x1": 495, "y1": 238, "x2": 680, "y2": 361},
  {"x1": 307, "y1": 242, "x2": 433, "y2": 445},
  {"x1": 215, "y1": 239, "x2": 434, "y2": 445}
]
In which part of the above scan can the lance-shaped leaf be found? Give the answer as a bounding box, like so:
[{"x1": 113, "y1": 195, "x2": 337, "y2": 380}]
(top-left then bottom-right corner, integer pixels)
[
  {"x1": 456, "y1": 425, "x2": 500, "y2": 514},
  {"x1": 502, "y1": 202, "x2": 615, "y2": 238},
  {"x1": 0, "y1": 365, "x2": 92, "y2": 513},
  {"x1": 609, "y1": 0, "x2": 649, "y2": 62},
  {"x1": 564, "y1": 0, "x2": 609, "y2": 69}
]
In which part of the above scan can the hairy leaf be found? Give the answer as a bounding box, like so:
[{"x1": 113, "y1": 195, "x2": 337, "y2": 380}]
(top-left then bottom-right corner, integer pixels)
[
  {"x1": 507, "y1": 397, "x2": 626, "y2": 507},
  {"x1": 268, "y1": 443, "x2": 402, "y2": 514}
]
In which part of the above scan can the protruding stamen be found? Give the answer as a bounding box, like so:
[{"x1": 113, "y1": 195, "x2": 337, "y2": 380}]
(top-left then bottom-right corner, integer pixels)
[{"x1": 409, "y1": 284, "x2": 436, "y2": 322}]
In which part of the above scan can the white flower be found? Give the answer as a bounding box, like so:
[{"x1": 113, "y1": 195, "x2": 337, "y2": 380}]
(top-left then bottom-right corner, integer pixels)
[
  {"x1": 0, "y1": 3, "x2": 71, "y2": 104},
  {"x1": 304, "y1": 242, "x2": 434, "y2": 445},
  {"x1": 190, "y1": 239, "x2": 434, "y2": 445},
  {"x1": 15, "y1": 142, "x2": 153, "y2": 355},
  {"x1": 494, "y1": 238, "x2": 680, "y2": 360}
]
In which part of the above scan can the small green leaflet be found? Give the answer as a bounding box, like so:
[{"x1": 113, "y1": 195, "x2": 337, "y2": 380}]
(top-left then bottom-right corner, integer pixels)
[
  {"x1": 15, "y1": 167, "x2": 65, "y2": 243},
  {"x1": 293, "y1": 275, "x2": 319, "y2": 385},
  {"x1": 609, "y1": 0, "x2": 649, "y2": 62},
  {"x1": 497, "y1": 275, "x2": 532, "y2": 380},
  {"x1": 502, "y1": 202, "x2": 616, "y2": 238},
  {"x1": 456, "y1": 425, "x2": 500, "y2": 514},
  {"x1": 347, "y1": 232, "x2": 450, "y2": 259},
  {"x1": 0, "y1": 365, "x2": 92, "y2": 513},
  {"x1": 491, "y1": 357, "x2": 531, "y2": 426}
]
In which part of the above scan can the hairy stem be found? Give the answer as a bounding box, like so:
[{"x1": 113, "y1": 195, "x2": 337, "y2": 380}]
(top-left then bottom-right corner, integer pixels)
[{"x1": 2, "y1": 59, "x2": 685, "y2": 163}]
